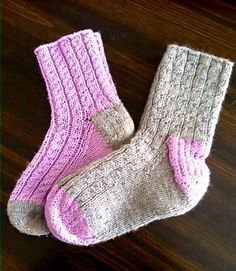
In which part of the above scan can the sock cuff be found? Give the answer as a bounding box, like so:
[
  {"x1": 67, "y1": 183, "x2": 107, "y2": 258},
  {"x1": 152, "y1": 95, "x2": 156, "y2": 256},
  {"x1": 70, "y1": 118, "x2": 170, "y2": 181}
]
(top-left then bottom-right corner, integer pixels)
[
  {"x1": 163, "y1": 45, "x2": 234, "y2": 97},
  {"x1": 34, "y1": 30, "x2": 119, "y2": 118},
  {"x1": 165, "y1": 45, "x2": 234, "y2": 96},
  {"x1": 166, "y1": 45, "x2": 234, "y2": 144},
  {"x1": 167, "y1": 44, "x2": 234, "y2": 65},
  {"x1": 142, "y1": 44, "x2": 234, "y2": 148}
]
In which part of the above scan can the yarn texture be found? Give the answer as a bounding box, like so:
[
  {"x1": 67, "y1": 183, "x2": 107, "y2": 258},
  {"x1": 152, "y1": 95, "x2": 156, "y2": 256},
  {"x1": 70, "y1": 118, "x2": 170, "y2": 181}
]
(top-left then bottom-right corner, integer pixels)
[
  {"x1": 45, "y1": 44, "x2": 233, "y2": 245},
  {"x1": 7, "y1": 30, "x2": 134, "y2": 236}
]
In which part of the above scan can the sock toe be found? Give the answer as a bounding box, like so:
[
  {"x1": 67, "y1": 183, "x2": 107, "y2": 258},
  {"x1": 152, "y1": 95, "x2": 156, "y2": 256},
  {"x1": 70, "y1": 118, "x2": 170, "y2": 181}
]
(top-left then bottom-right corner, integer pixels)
[
  {"x1": 7, "y1": 200, "x2": 49, "y2": 236},
  {"x1": 45, "y1": 184, "x2": 96, "y2": 246}
]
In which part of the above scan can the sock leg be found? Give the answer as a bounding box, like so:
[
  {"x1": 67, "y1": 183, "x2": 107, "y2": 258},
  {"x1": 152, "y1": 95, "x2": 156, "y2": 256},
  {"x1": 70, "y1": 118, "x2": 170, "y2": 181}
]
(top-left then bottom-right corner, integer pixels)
[
  {"x1": 45, "y1": 45, "x2": 233, "y2": 245},
  {"x1": 7, "y1": 30, "x2": 134, "y2": 236}
]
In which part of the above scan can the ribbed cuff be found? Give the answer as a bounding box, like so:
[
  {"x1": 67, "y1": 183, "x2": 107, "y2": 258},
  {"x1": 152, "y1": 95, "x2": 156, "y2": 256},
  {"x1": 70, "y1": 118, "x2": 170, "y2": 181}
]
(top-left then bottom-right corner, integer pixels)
[
  {"x1": 165, "y1": 44, "x2": 233, "y2": 97},
  {"x1": 34, "y1": 29, "x2": 93, "y2": 55},
  {"x1": 164, "y1": 44, "x2": 233, "y2": 144},
  {"x1": 34, "y1": 30, "x2": 118, "y2": 115}
]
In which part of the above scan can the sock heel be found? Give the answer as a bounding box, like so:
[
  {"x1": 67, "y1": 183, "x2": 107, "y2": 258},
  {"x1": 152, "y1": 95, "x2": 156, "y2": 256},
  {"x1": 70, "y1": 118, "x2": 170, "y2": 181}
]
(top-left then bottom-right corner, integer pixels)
[
  {"x1": 167, "y1": 135, "x2": 210, "y2": 201},
  {"x1": 92, "y1": 103, "x2": 135, "y2": 149}
]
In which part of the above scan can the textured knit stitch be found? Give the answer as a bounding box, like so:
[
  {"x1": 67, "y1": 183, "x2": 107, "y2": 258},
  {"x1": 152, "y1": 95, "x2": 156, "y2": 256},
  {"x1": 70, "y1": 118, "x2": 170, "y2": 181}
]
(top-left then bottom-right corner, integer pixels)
[
  {"x1": 45, "y1": 44, "x2": 233, "y2": 246},
  {"x1": 7, "y1": 30, "x2": 134, "y2": 236}
]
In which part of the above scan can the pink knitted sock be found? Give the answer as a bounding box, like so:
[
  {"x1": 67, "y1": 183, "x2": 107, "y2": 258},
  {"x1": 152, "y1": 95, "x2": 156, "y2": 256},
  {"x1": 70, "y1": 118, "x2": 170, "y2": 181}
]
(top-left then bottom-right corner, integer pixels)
[{"x1": 7, "y1": 30, "x2": 134, "y2": 236}]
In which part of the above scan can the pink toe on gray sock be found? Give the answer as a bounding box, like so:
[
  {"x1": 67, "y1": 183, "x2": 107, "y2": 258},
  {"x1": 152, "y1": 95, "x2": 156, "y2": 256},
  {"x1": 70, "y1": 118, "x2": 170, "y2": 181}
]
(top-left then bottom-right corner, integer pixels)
[{"x1": 45, "y1": 185, "x2": 96, "y2": 246}]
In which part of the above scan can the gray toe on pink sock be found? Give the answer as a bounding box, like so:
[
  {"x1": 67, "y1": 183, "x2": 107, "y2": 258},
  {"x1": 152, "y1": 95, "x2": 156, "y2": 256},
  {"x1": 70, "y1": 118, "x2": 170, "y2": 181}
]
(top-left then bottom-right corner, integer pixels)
[{"x1": 7, "y1": 201, "x2": 49, "y2": 236}]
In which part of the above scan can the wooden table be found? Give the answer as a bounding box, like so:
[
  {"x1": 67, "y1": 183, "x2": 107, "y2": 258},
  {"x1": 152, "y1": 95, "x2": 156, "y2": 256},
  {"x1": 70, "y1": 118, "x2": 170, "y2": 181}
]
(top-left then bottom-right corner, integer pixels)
[{"x1": 2, "y1": 1, "x2": 236, "y2": 270}]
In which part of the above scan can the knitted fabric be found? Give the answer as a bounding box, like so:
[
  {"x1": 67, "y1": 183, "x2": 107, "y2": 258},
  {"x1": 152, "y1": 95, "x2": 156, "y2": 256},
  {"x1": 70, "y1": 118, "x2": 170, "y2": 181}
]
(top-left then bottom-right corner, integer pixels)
[
  {"x1": 45, "y1": 45, "x2": 233, "y2": 246},
  {"x1": 7, "y1": 30, "x2": 135, "y2": 236}
]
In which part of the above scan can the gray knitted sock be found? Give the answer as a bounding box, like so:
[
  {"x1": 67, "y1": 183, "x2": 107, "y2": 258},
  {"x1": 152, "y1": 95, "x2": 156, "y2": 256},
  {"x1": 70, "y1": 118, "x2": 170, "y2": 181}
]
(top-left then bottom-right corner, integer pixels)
[{"x1": 45, "y1": 45, "x2": 233, "y2": 246}]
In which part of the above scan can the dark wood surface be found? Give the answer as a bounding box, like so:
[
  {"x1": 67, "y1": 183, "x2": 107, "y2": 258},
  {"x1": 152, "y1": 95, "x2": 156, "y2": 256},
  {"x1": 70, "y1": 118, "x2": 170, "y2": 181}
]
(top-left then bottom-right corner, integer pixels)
[{"x1": 2, "y1": 1, "x2": 236, "y2": 270}]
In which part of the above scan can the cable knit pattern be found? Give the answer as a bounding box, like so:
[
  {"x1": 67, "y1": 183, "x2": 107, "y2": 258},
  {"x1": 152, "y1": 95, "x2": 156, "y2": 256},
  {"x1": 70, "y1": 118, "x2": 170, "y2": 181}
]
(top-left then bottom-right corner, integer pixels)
[
  {"x1": 45, "y1": 45, "x2": 233, "y2": 246},
  {"x1": 7, "y1": 30, "x2": 134, "y2": 236}
]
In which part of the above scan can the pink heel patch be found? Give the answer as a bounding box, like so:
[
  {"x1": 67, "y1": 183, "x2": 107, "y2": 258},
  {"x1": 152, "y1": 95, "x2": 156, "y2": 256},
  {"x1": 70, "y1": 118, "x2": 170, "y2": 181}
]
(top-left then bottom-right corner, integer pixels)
[{"x1": 167, "y1": 136, "x2": 210, "y2": 198}]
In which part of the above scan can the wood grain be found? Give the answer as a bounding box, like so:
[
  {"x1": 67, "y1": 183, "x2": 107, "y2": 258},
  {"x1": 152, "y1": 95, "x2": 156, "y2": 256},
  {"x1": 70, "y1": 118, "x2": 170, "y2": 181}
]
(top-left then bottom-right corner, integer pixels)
[{"x1": 2, "y1": 0, "x2": 236, "y2": 270}]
